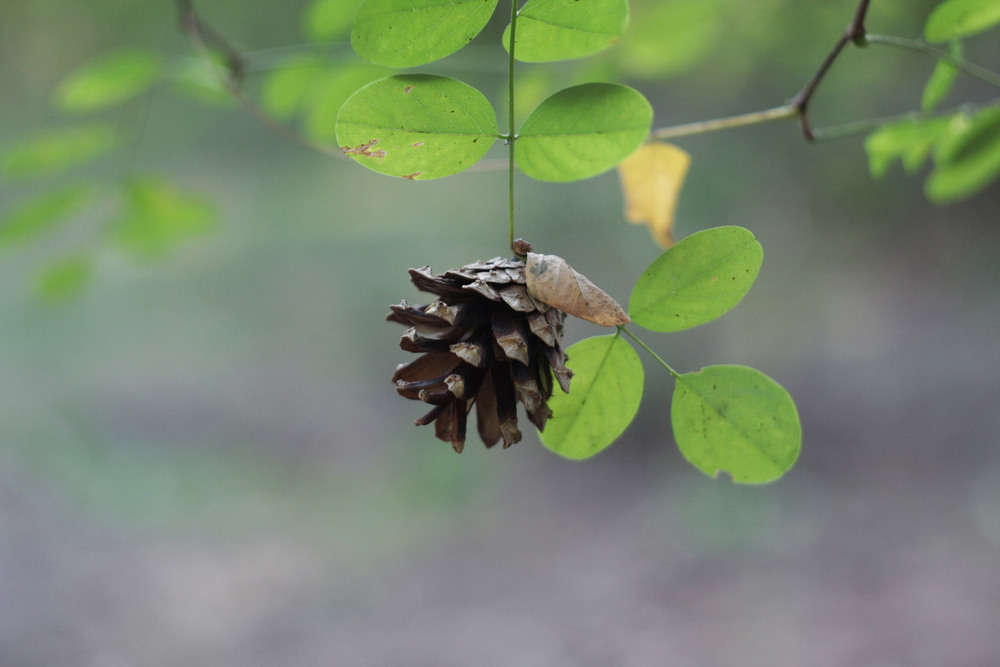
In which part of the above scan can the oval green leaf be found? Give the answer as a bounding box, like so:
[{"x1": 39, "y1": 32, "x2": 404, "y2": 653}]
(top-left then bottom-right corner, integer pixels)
[
  {"x1": 351, "y1": 0, "x2": 500, "y2": 67},
  {"x1": 1, "y1": 125, "x2": 117, "y2": 179},
  {"x1": 672, "y1": 365, "x2": 801, "y2": 484},
  {"x1": 53, "y1": 49, "x2": 161, "y2": 113},
  {"x1": 503, "y1": 0, "x2": 628, "y2": 63},
  {"x1": 35, "y1": 255, "x2": 93, "y2": 302},
  {"x1": 336, "y1": 74, "x2": 498, "y2": 180},
  {"x1": 0, "y1": 184, "x2": 93, "y2": 247},
  {"x1": 926, "y1": 105, "x2": 1000, "y2": 203},
  {"x1": 517, "y1": 83, "x2": 652, "y2": 182},
  {"x1": 305, "y1": 0, "x2": 364, "y2": 41},
  {"x1": 925, "y1": 0, "x2": 1000, "y2": 42},
  {"x1": 628, "y1": 226, "x2": 762, "y2": 332},
  {"x1": 922, "y1": 41, "x2": 963, "y2": 112},
  {"x1": 540, "y1": 334, "x2": 643, "y2": 460},
  {"x1": 111, "y1": 178, "x2": 218, "y2": 259}
]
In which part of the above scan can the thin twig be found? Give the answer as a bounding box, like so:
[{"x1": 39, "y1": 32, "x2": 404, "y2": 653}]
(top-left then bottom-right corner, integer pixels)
[
  {"x1": 810, "y1": 97, "x2": 1000, "y2": 142},
  {"x1": 650, "y1": 105, "x2": 798, "y2": 141},
  {"x1": 176, "y1": 0, "x2": 343, "y2": 159},
  {"x1": 789, "y1": 0, "x2": 872, "y2": 141},
  {"x1": 865, "y1": 34, "x2": 1000, "y2": 89}
]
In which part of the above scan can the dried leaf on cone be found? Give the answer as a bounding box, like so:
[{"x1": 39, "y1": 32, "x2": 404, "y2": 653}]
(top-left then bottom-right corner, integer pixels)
[{"x1": 525, "y1": 253, "x2": 630, "y2": 327}]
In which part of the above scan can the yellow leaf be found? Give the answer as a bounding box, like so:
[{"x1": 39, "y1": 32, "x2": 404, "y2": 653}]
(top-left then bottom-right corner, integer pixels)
[{"x1": 617, "y1": 142, "x2": 691, "y2": 248}]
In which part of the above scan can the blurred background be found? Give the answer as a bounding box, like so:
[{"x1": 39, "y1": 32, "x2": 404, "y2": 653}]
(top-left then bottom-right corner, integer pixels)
[{"x1": 2, "y1": 0, "x2": 999, "y2": 665}]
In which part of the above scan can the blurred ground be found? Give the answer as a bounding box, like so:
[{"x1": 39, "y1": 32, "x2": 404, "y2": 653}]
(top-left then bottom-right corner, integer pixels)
[{"x1": 2, "y1": 1, "x2": 1000, "y2": 665}]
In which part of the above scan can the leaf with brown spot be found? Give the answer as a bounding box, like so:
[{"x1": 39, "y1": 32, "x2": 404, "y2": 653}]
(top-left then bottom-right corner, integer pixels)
[
  {"x1": 617, "y1": 142, "x2": 691, "y2": 248},
  {"x1": 525, "y1": 253, "x2": 629, "y2": 327}
]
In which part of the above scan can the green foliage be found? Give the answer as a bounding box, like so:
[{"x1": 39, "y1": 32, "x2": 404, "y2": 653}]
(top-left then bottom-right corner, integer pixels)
[
  {"x1": 926, "y1": 105, "x2": 1000, "y2": 202},
  {"x1": 671, "y1": 365, "x2": 800, "y2": 483},
  {"x1": 336, "y1": 74, "x2": 498, "y2": 179},
  {"x1": 351, "y1": 0, "x2": 499, "y2": 67},
  {"x1": 503, "y1": 0, "x2": 629, "y2": 63},
  {"x1": 615, "y1": 0, "x2": 723, "y2": 79},
  {"x1": 0, "y1": 185, "x2": 93, "y2": 247},
  {"x1": 864, "y1": 116, "x2": 951, "y2": 178},
  {"x1": 628, "y1": 226, "x2": 762, "y2": 332},
  {"x1": 540, "y1": 334, "x2": 643, "y2": 459},
  {"x1": 305, "y1": 0, "x2": 364, "y2": 41},
  {"x1": 517, "y1": 83, "x2": 652, "y2": 181},
  {"x1": 925, "y1": 0, "x2": 1000, "y2": 42},
  {"x1": 111, "y1": 178, "x2": 218, "y2": 258},
  {"x1": 1, "y1": 125, "x2": 117, "y2": 179},
  {"x1": 53, "y1": 49, "x2": 162, "y2": 113},
  {"x1": 35, "y1": 255, "x2": 93, "y2": 302},
  {"x1": 922, "y1": 42, "x2": 963, "y2": 112}
]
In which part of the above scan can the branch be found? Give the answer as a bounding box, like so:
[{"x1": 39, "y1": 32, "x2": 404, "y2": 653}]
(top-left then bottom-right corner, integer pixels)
[
  {"x1": 789, "y1": 0, "x2": 872, "y2": 141},
  {"x1": 176, "y1": 0, "x2": 343, "y2": 159},
  {"x1": 865, "y1": 34, "x2": 1000, "y2": 89}
]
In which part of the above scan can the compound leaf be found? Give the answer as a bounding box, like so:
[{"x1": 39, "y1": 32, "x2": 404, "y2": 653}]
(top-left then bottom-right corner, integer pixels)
[
  {"x1": 352, "y1": 0, "x2": 499, "y2": 67},
  {"x1": 925, "y1": 0, "x2": 1000, "y2": 42},
  {"x1": 672, "y1": 365, "x2": 801, "y2": 484},
  {"x1": 336, "y1": 74, "x2": 498, "y2": 180},
  {"x1": 629, "y1": 226, "x2": 762, "y2": 332},
  {"x1": 53, "y1": 49, "x2": 161, "y2": 113},
  {"x1": 111, "y1": 178, "x2": 218, "y2": 259},
  {"x1": 926, "y1": 105, "x2": 1000, "y2": 202},
  {"x1": 540, "y1": 334, "x2": 643, "y2": 460},
  {"x1": 517, "y1": 83, "x2": 652, "y2": 182},
  {"x1": 2, "y1": 125, "x2": 117, "y2": 179},
  {"x1": 503, "y1": 0, "x2": 628, "y2": 63},
  {"x1": 0, "y1": 184, "x2": 93, "y2": 247}
]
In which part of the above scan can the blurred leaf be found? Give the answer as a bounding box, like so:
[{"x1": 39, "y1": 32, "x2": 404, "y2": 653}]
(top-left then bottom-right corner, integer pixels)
[
  {"x1": 112, "y1": 178, "x2": 218, "y2": 258},
  {"x1": 922, "y1": 42, "x2": 963, "y2": 112},
  {"x1": 2, "y1": 125, "x2": 117, "y2": 179},
  {"x1": 305, "y1": 0, "x2": 364, "y2": 41},
  {"x1": 617, "y1": 0, "x2": 723, "y2": 79},
  {"x1": 672, "y1": 365, "x2": 801, "y2": 484},
  {"x1": 629, "y1": 226, "x2": 762, "y2": 332},
  {"x1": 336, "y1": 74, "x2": 498, "y2": 180},
  {"x1": 540, "y1": 334, "x2": 643, "y2": 459},
  {"x1": 517, "y1": 83, "x2": 652, "y2": 182},
  {"x1": 167, "y1": 56, "x2": 235, "y2": 107},
  {"x1": 926, "y1": 105, "x2": 1000, "y2": 202},
  {"x1": 503, "y1": 0, "x2": 628, "y2": 63},
  {"x1": 53, "y1": 49, "x2": 161, "y2": 113},
  {"x1": 925, "y1": 0, "x2": 1000, "y2": 42},
  {"x1": 0, "y1": 184, "x2": 93, "y2": 247},
  {"x1": 261, "y1": 55, "x2": 331, "y2": 120},
  {"x1": 351, "y1": 0, "x2": 500, "y2": 67},
  {"x1": 617, "y1": 142, "x2": 691, "y2": 248},
  {"x1": 35, "y1": 255, "x2": 93, "y2": 302},
  {"x1": 864, "y1": 116, "x2": 952, "y2": 178}
]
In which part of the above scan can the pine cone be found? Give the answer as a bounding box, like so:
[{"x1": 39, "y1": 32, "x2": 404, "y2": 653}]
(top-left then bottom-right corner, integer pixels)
[{"x1": 387, "y1": 254, "x2": 572, "y2": 452}]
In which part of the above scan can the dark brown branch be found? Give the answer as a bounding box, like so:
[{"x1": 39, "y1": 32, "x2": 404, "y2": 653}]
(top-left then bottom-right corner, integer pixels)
[{"x1": 790, "y1": 0, "x2": 872, "y2": 141}]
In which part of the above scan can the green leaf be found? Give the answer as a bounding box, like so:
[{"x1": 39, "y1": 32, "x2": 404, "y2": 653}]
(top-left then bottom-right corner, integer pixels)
[
  {"x1": 303, "y1": 65, "x2": 389, "y2": 143},
  {"x1": 111, "y1": 178, "x2": 218, "y2": 258},
  {"x1": 0, "y1": 184, "x2": 93, "y2": 247},
  {"x1": 336, "y1": 74, "x2": 498, "y2": 180},
  {"x1": 35, "y1": 255, "x2": 93, "y2": 302},
  {"x1": 503, "y1": 0, "x2": 628, "y2": 63},
  {"x1": 2, "y1": 125, "x2": 117, "y2": 179},
  {"x1": 351, "y1": 0, "x2": 500, "y2": 67},
  {"x1": 864, "y1": 116, "x2": 952, "y2": 178},
  {"x1": 517, "y1": 83, "x2": 652, "y2": 182},
  {"x1": 616, "y1": 0, "x2": 724, "y2": 79},
  {"x1": 305, "y1": 0, "x2": 364, "y2": 41},
  {"x1": 166, "y1": 56, "x2": 235, "y2": 107},
  {"x1": 628, "y1": 226, "x2": 762, "y2": 332},
  {"x1": 540, "y1": 334, "x2": 643, "y2": 460},
  {"x1": 925, "y1": 0, "x2": 1000, "y2": 42},
  {"x1": 261, "y1": 55, "x2": 331, "y2": 120},
  {"x1": 926, "y1": 105, "x2": 1000, "y2": 202},
  {"x1": 922, "y1": 42, "x2": 963, "y2": 112},
  {"x1": 53, "y1": 49, "x2": 161, "y2": 113},
  {"x1": 672, "y1": 365, "x2": 801, "y2": 484}
]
